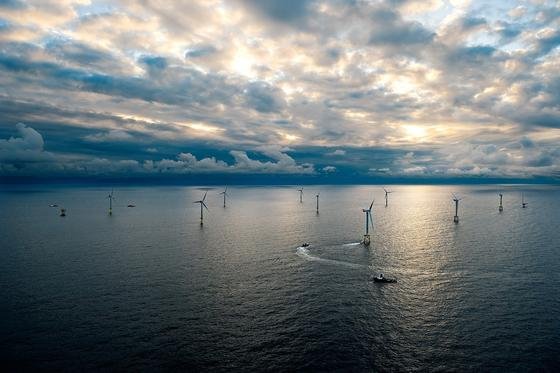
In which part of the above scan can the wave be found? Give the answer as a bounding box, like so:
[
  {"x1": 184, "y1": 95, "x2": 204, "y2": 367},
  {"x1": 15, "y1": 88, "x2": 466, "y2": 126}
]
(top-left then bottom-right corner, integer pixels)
[{"x1": 296, "y1": 246, "x2": 367, "y2": 269}]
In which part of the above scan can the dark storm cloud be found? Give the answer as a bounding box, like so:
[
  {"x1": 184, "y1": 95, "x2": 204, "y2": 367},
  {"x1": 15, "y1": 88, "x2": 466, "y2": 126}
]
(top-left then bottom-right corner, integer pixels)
[
  {"x1": 139, "y1": 55, "x2": 167, "y2": 70},
  {"x1": 445, "y1": 45, "x2": 496, "y2": 65},
  {"x1": 241, "y1": 0, "x2": 314, "y2": 25},
  {"x1": 244, "y1": 81, "x2": 285, "y2": 113},
  {"x1": 0, "y1": 51, "x2": 241, "y2": 107},
  {"x1": 368, "y1": 7, "x2": 434, "y2": 46},
  {"x1": 45, "y1": 39, "x2": 107, "y2": 65},
  {"x1": 1, "y1": 0, "x2": 559, "y2": 180},
  {"x1": 185, "y1": 44, "x2": 217, "y2": 58}
]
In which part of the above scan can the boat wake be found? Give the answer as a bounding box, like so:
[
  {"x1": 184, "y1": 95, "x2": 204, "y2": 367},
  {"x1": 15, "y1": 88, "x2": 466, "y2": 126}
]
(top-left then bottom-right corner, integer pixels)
[
  {"x1": 296, "y1": 246, "x2": 367, "y2": 269},
  {"x1": 342, "y1": 242, "x2": 361, "y2": 247}
]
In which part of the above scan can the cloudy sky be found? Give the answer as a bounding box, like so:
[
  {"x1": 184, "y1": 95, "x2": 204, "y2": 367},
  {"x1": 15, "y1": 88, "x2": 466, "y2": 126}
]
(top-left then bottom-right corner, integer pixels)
[{"x1": 0, "y1": 0, "x2": 559, "y2": 182}]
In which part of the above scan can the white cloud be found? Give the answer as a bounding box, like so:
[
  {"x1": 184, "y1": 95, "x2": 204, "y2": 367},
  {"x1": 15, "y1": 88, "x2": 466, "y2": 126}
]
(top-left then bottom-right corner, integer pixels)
[
  {"x1": 0, "y1": 1, "x2": 559, "y2": 179},
  {"x1": 327, "y1": 149, "x2": 346, "y2": 156},
  {"x1": 0, "y1": 123, "x2": 315, "y2": 175},
  {"x1": 0, "y1": 123, "x2": 53, "y2": 162},
  {"x1": 84, "y1": 130, "x2": 134, "y2": 142}
]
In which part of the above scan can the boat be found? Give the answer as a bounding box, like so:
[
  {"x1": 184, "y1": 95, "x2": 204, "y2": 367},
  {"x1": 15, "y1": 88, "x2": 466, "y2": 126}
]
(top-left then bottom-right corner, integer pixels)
[
  {"x1": 49, "y1": 204, "x2": 58, "y2": 207},
  {"x1": 371, "y1": 274, "x2": 396, "y2": 283},
  {"x1": 301, "y1": 242, "x2": 310, "y2": 247},
  {"x1": 127, "y1": 204, "x2": 136, "y2": 207}
]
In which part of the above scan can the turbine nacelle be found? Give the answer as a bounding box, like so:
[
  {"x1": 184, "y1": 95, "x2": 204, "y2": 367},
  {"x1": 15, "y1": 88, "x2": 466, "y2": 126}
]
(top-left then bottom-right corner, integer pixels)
[{"x1": 194, "y1": 191, "x2": 209, "y2": 210}]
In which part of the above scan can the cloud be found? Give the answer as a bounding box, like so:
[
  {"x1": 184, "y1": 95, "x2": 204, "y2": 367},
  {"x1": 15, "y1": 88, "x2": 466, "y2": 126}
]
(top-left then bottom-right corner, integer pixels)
[
  {"x1": 322, "y1": 165, "x2": 336, "y2": 172},
  {"x1": 0, "y1": 1, "x2": 559, "y2": 181},
  {"x1": 139, "y1": 55, "x2": 167, "y2": 74},
  {"x1": 240, "y1": 0, "x2": 314, "y2": 26},
  {"x1": 0, "y1": 123, "x2": 52, "y2": 162},
  {"x1": 328, "y1": 149, "x2": 346, "y2": 156},
  {"x1": 185, "y1": 44, "x2": 217, "y2": 58},
  {"x1": 0, "y1": 124, "x2": 314, "y2": 176},
  {"x1": 244, "y1": 81, "x2": 285, "y2": 113},
  {"x1": 84, "y1": 130, "x2": 134, "y2": 143},
  {"x1": 368, "y1": 7, "x2": 435, "y2": 46}
]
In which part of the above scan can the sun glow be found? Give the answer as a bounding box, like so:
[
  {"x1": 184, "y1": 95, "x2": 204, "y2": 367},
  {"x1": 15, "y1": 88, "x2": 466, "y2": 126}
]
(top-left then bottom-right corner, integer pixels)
[
  {"x1": 179, "y1": 122, "x2": 224, "y2": 134},
  {"x1": 232, "y1": 52, "x2": 256, "y2": 77},
  {"x1": 403, "y1": 125, "x2": 427, "y2": 139}
]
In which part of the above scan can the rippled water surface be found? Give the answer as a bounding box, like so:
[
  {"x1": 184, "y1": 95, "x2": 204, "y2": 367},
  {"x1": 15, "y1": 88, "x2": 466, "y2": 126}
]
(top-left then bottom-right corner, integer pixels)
[{"x1": 1, "y1": 184, "x2": 559, "y2": 371}]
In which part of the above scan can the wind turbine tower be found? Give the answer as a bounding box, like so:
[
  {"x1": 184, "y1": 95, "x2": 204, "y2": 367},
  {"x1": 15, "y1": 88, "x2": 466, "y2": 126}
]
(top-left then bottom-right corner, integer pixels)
[
  {"x1": 219, "y1": 187, "x2": 228, "y2": 208},
  {"x1": 107, "y1": 189, "x2": 115, "y2": 215},
  {"x1": 452, "y1": 193, "x2": 462, "y2": 223},
  {"x1": 383, "y1": 187, "x2": 393, "y2": 207},
  {"x1": 522, "y1": 192, "x2": 528, "y2": 208},
  {"x1": 298, "y1": 188, "x2": 303, "y2": 203},
  {"x1": 316, "y1": 193, "x2": 320, "y2": 214},
  {"x1": 362, "y1": 199, "x2": 374, "y2": 245},
  {"x1": 498, "y1": 193, "x2": 504, "y2": 212},
  {"x1": 194, "y1": 191, "x2": 209, "y2": 225}
]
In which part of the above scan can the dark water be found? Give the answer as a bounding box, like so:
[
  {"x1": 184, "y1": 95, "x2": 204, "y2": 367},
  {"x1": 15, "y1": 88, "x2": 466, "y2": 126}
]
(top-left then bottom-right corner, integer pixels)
[{"x1": 1, "y1": 184, "x2": 559, "y2": 371}]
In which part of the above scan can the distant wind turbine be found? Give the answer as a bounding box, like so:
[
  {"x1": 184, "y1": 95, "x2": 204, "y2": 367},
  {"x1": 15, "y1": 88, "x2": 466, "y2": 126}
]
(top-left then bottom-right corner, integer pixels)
[
  {"x1": 362, "y1": 199, "x2": 374, "y2": 245},
  {"x1": 383, "y1": 187, "x2": 393, "y2": 207},
  {"x1": 298, "y1": 188, "x2": 303, "y2": 203},
  {"x1": 194, "y1": 191, "x2": 209, "y2": 225},
  {"x1": 522, "y1": 192, "x2": 528, "y2": 208},
  {"x1": 107, "y1": 189, "x2": 115, "y2": 215},
  {"x1": 219, "y1": 187, "x2": 229, "y2": 208},
  {"x1": 452, "y1": 193, "x2": 462, "y2": 223},
  {"x1": 498, "y1": 192, "x2": 504, "y2": 212},
  {"x1": 316, "y1": 193, "x2": 320, "y2": 214}
]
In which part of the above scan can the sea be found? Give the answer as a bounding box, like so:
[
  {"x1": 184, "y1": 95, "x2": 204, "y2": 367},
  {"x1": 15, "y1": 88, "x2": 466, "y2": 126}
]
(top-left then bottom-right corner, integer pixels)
[{"x1": 1, "y1": 184, "x2": 559, "y2": 371}]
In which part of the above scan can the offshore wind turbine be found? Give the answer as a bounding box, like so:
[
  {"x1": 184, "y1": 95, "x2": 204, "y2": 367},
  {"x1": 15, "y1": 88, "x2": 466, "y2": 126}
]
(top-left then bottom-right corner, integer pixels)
[
  {"x1": 315, "y1": 193, "x2": 320, "y2": 214},
  {"x1": 219, "y1": 187, "x2": 229, "y2": 208},
  {"x1": 383, "y1": 187, "x2": 393, "y2": 207},
  {"x1": 522, "y1": 192, "x2": 528, "y2": 208},
  {"x1": 194, "y1": 191, "x2": 209, "y2": 225},
  {"x1": 452, "y1": 193, "x2": 462, "y2": 223},
  {"x1": 107, "y1": 189, "x2": 115, "y2": 215},
  {"x1": 362, "y1": 199, "x2": 374, "y2": 245},
  {"x1": 498, "y1": 192, "x2": 504, "y2": 212},
  {"x1": 298, "y1": 188, "x2": 303, "y2": 203}
]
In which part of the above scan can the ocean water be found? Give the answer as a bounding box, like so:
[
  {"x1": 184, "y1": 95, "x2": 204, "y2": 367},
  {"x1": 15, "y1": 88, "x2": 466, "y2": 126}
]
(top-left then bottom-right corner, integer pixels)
[{"x1": 1, "y1": 184, "x2": 559, "y2": 371}]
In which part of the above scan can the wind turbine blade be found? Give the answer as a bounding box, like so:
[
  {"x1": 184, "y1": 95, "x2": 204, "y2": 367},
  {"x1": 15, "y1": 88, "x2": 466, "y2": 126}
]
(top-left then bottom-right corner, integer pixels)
[
  {"x1": 369, "y1": 199, "x2": 374, "y2": 210},
  {"x1": 383, "y1": 187, "x2": 387, "y2": 193},
  {"x1": 203, "y1": 191, "x2": 207, "y2": 202},
  {"x1": 202, "y1": 202, "x2": 209, "y2": 210},
  {"x1": 368, "y1": 213, "x2": 373, "y2": 228}
]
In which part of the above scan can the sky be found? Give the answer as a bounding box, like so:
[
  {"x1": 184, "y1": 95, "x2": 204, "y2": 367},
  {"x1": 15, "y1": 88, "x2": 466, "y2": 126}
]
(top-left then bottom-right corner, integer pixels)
[{"x1": 0, "y1": 0, "x2": 559, "y2": 183}]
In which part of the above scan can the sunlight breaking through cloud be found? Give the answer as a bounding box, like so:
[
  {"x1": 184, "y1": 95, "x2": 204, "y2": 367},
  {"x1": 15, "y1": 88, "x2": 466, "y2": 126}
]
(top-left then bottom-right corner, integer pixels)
[{"x1": 0, "y1": 0, "x2": 559, "y2": 180}]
